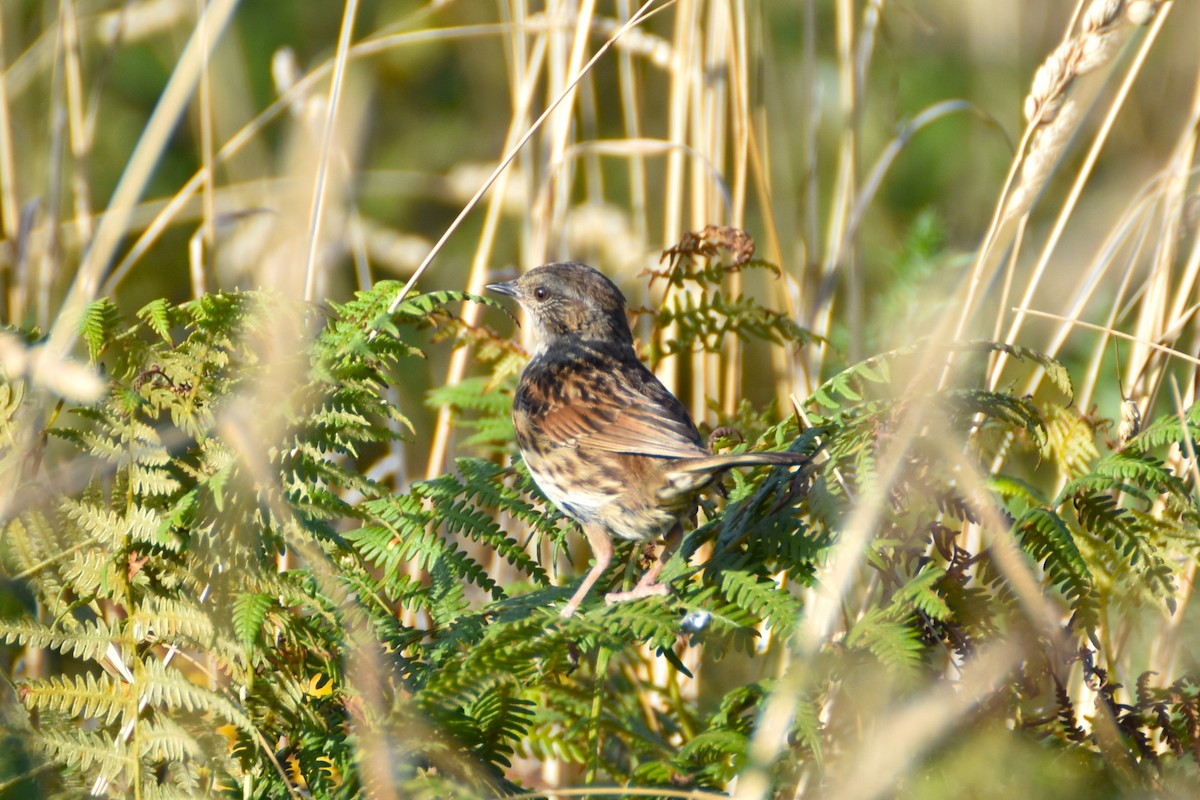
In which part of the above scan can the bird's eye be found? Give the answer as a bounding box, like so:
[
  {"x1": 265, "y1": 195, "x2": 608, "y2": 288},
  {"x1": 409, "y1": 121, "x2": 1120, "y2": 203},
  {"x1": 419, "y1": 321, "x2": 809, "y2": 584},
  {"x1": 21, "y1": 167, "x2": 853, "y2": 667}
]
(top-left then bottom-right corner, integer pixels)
[{"x1": 533, "y1": 286, "x2": 549, "y2": 301}]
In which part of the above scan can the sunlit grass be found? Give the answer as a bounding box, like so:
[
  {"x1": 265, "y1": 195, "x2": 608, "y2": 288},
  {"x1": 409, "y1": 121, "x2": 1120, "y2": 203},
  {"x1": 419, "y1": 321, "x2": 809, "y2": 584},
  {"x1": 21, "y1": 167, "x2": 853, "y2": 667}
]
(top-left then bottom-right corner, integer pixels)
[{"x1": 0, "y1": 0, "x2": 1198, "y2": 796}]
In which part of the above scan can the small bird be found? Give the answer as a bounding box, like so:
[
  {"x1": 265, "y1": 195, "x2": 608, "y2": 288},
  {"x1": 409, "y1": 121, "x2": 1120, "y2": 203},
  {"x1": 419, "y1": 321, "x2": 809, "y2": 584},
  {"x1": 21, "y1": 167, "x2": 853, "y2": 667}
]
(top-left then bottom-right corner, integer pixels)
[{"x1": 488, "y1": 262, "x2": 806, "y2": 617}]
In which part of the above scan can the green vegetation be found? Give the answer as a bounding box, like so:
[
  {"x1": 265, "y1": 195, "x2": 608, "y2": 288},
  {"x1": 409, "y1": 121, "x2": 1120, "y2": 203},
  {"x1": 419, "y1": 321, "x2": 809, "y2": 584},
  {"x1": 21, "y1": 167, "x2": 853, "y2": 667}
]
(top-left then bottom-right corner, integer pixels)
[{"x1": 1, "y1": 1, "x2": 1199, "y2": 798}]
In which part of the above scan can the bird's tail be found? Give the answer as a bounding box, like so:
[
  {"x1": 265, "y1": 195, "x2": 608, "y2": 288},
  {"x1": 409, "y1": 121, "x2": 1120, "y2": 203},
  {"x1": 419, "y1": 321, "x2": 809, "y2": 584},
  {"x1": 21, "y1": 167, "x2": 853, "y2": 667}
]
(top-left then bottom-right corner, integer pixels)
[
  {"x1": 677, "y1": 449, "x2": 809, "y2": 474},
  {"x1": 661, "y1": 449, "x2": 810, "y2": 499}
]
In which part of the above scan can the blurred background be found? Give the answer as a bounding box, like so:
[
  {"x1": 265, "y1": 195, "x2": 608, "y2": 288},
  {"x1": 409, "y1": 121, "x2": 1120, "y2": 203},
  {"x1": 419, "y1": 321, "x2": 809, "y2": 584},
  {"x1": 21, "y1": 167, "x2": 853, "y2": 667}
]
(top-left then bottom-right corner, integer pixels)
[{"x1": 2, "y1": 1, "x2": 1200, "y2": 795}]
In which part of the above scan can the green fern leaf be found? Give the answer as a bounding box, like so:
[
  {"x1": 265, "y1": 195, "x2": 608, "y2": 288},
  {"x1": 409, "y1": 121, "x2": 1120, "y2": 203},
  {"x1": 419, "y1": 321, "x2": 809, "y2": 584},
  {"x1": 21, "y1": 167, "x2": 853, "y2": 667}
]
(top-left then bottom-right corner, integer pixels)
[
  {"x1": 80, "y1": 298, "x2": 122, "y2": 362},
  {"x1": 1014, "y1": 507, "x2": 1098, "y2": 626},
  {"x1": 846, "y1": 607, "x2": 924, "y2": 673},
  {"x1": 21, "y1": 671, "x2": 126, "y2": 726},
  {"x1": 136, "y1": 298, "x2": 175, "y2": 343},
  {"x1": 232, "y1": 592, "x2": 274, "y2": 650},
  {"x1": 717, "y1": 568, "x2": 801, "y2": 632},
  {"x1": 894, "y1": 566, "x2": 952, "y2": 621},
  {"x1": 956, "y1": 340, "x2": 1073, "y2": 402},
  {"x1": 0, "y1": 618, "x2": 116, "y2": 662},
  {"x1": 32, "y1": 726, "x2": 131, "y2": 777},
  {"x1": 805, "y1": 344, "x2": 919, "y2": 412}
]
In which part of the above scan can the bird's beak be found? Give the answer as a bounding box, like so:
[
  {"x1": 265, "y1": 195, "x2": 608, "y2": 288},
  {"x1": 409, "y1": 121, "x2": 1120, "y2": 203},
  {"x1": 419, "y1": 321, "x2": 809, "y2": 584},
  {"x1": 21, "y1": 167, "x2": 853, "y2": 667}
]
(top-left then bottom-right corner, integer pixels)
[{"x1": 486, "y1": 279, "x2": 519, "y2": 297}]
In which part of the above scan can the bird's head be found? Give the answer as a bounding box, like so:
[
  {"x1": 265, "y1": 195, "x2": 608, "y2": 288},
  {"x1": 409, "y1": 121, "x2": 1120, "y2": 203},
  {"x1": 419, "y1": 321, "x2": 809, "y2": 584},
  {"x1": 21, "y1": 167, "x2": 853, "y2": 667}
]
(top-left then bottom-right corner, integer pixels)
[{"x1": 487, "y1": 262, "x2": 633, "y2": 354}]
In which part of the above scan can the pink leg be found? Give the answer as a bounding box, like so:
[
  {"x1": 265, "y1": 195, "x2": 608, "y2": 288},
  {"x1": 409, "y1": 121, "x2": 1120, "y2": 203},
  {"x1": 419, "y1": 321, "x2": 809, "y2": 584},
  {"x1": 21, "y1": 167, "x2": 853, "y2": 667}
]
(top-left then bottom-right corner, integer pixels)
[
  {"x1": 560, "y1": 523, "x2": 613, "y2": 618},
  {"x1": 604, "y1": 524, "x2": 682, "y2": 605}
]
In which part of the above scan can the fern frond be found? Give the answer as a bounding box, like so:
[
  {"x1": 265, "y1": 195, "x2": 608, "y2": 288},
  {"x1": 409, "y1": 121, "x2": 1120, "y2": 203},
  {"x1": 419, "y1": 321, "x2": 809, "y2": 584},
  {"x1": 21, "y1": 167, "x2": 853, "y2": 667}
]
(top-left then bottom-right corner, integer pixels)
[
  {"x1": 1044, "y1": 404, "x2": 1100, "y2": 479},
  {"x1": 3, "y1": 512, "x2": 77, "y2": 619},
  {"x1": 716, "y1": 568, "x2": 801, "y2": 633},
  {"x1": 892, "y1": 565, "x2": 952, "y2": 621},
  {"x1": 988, "y1": 474, "x2": 1046, "y2": 513},
  {"x1": 426, "y1": 378, "x2": 516, "y2": 453},
  {"x1": 806, "y1": 344, "x2": 915, "y2": 411},
  {"x1": 950, "y1": 389, "x2": 1048, "y2": 451},
  {"x1": 954, "y1": 340, "x2": 1074, "y2": 402},
  {"x1": 136, "y1": 659, "x2": 256, "y2": 732},
  {"x1": 137, "y1": 716, "x2": 205, "y2": 764},
  {"x1": 130, "y1": 596, "x2": 216, "y2": 647},
  {"x1": 20, "y1": 670, "x2": 127, "y2": 726},
  {"x1": 0, "y1": 618, "x2": 116, "y2": 662},
  {"x1": 347, "y1": 507, "x2": 497, "y2": 600},
  {"x1": 1123, "y1": 401, "x2": 1200, "y2": 453},
  {"x1": 657, "y1": 289, "x2": 814, "y2": 357},
  {"x1": 231, "y1": 592, "x2": 275, "y2": 650},
  {"x1": 845, "y1": 608, "x2": 925, "y2": 674},
  {"x1": 32, "y1": 725, "x2": 131, "y2": 777},
  {"x1": 1013, "y1": 508, "x2": 1098, "y2": 627},
  {"x1": 136, "y1": 297, "x2": 176, "y2": 343},
  {"x1": 80, "y1": 298, "x2": 123, "y2": 362},
  {"x1": 62, "y1": 497, "x2": 166, "y2": 549}
]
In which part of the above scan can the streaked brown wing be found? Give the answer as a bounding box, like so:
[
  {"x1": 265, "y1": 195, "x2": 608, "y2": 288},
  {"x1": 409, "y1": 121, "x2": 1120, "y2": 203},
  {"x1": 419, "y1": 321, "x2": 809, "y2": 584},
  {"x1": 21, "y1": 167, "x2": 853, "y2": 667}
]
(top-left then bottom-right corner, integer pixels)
[{"x1": 536, "y1": 359, "x2": 708, "y2": 460}]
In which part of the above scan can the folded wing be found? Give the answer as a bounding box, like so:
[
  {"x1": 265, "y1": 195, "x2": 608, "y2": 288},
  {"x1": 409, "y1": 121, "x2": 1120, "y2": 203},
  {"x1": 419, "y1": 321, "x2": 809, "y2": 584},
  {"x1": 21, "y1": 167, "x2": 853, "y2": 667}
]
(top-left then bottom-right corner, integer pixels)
[{"x1": 534, "y1": 358, "x2": 710, "y2": 460}]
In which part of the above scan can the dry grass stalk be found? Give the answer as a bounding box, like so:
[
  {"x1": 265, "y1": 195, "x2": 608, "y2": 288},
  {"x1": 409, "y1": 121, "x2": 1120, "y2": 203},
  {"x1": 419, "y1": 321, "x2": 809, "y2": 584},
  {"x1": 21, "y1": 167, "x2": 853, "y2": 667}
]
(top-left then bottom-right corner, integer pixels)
[
  {"x1": 423, "y1": 4, "x2": 549, "y2": 481},
  {"x1": 1006, "y1": 0, "x2": 1164, "y2": 220},
  {"x1": 44, "y1": 0, "x2": 240, "y2": 359},
  {"x1": 984, "y1": 1, "x2": 1172, "y2": 396},
  {"x1": 951, "y1": 0, "x2": 1168, "y2": 358},
  {"x1": 1003, "y1": 0, "x2": 1194, "y2": 422}
]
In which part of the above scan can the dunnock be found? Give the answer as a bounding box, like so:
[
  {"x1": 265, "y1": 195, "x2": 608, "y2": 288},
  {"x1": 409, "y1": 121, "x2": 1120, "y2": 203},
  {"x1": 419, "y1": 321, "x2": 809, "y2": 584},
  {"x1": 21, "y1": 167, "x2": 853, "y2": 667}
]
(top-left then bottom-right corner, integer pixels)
[{"x1": 489, "y1": 262, "x2": 806, "y2": 617}]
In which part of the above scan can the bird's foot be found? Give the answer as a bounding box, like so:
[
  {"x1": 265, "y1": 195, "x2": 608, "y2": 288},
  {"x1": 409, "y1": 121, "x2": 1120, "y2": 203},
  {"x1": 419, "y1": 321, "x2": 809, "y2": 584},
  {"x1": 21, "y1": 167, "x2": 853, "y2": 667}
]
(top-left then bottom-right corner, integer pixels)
[{"x1": 605, "y1": 581, "x2": 670, "y2": 605}]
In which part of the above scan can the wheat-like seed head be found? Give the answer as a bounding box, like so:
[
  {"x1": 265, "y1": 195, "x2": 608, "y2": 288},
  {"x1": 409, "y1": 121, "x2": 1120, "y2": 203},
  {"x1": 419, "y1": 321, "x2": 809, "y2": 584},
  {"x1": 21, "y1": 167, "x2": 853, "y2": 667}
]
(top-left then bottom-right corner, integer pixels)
[{"x1": 1006, "y1": 0, "x2": 1163, "y2": 219}]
